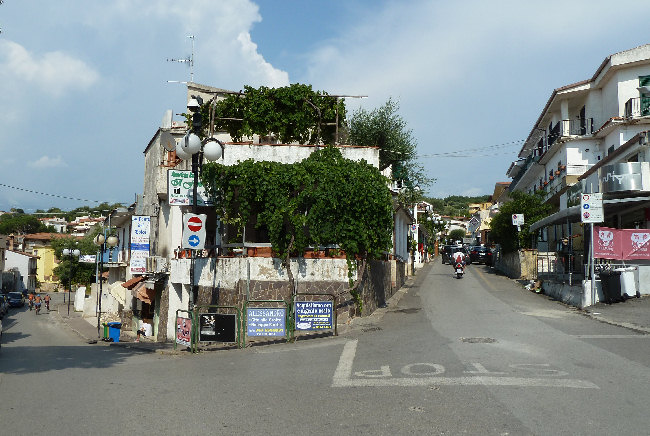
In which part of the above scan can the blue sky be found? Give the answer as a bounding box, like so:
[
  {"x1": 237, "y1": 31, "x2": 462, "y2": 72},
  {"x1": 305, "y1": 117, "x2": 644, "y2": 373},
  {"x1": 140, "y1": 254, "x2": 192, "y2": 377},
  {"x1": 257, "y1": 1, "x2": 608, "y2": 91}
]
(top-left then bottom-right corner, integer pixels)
[{"x1": 2, "y1": 0, "x2": 650, "y2": 212}]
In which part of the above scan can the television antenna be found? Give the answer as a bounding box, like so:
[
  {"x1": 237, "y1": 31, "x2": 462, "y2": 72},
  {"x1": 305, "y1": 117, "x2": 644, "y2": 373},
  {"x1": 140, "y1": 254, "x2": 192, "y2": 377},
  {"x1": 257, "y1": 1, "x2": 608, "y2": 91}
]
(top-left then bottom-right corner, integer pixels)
[{"x1": 167, "y1": 35, "x2": 195, "y2": 84}]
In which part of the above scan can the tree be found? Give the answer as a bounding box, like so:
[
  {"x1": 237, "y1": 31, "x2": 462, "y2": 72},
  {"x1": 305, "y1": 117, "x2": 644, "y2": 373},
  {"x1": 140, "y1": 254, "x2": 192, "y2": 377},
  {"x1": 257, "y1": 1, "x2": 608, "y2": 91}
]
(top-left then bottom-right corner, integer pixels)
[
  {"x1": 448, "y1": 229, "x2": 466, "y2": 243},
  {"x1": 201, "y1": 146, "x2": 393, "y2": 311},
  {"x1": 347, "y1": 98, "x2": 433, "y2": 202},
  {"x1": 51, "y1": 231, "x2": 101, "y2": 288},
  {"x1": 0, "y1": 214, "x2": 51, "y2": 234},
  {"x1": 489, "y1": 191, "x2": 552, "y2": 253}
]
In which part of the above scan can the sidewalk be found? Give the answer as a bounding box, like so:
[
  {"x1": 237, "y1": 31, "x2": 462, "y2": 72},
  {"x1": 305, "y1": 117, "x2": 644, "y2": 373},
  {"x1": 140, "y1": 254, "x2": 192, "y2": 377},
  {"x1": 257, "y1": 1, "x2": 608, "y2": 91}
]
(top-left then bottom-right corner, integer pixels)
[
  {"x1": 53, "y1": 303, "x2": 178, "y2": 354},
  {"x1": 580, "y1": 295, "x2": 650, "y2": 333}
]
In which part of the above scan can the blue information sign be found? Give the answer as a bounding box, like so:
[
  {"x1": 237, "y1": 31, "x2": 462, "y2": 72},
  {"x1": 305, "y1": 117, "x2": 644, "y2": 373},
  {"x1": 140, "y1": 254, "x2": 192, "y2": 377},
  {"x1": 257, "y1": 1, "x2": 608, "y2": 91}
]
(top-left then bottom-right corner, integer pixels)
[
  {"x1": 295, "y1": 301, "x2": 334, "y2": 330},
  {"x1": 246, "y1": 308, "x2": 286, "y2": 337}
]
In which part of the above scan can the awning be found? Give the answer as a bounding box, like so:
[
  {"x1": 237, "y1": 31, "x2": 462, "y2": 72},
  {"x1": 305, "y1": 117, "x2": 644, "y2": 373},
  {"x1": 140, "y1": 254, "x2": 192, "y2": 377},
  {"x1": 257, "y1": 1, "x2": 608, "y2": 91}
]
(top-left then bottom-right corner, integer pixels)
[
  {"x1": 134, "y1": 282, "x2": 156, "y2": 304},
  {"x1": 122, "y1": 275, "x2": 146, "y2": 289},
  {"x1": 530, "y1": 195, "x2": 650, "y2": 232}
]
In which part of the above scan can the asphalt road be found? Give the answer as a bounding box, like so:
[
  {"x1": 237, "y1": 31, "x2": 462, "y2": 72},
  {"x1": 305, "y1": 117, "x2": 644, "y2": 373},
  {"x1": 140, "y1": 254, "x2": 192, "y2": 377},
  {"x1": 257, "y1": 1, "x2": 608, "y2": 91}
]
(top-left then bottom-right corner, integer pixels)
[{"x1": 1, "y1": 263, "x2": 649, "y2": 435}]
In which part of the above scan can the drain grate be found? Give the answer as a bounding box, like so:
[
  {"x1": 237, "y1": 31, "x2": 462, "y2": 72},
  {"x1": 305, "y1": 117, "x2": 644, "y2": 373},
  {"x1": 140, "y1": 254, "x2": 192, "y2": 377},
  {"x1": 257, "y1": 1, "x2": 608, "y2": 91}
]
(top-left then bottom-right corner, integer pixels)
[{"x1": 460, "y1": 337, "x2": 497, "y2": 344}]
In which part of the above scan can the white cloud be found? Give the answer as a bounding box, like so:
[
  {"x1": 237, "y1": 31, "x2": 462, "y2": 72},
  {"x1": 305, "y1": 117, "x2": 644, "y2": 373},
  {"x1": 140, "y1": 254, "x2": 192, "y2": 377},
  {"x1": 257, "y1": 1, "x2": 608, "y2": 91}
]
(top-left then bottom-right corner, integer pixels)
[
  {"x1": 0, "y1": 40, "x2": 99, "y2": 97},
  {"x1": 28, "y1": 155, "x2": 67, "y2": 169},
  {"x1": 79, "y1": 0, "x2": 289, "y2": 88}
]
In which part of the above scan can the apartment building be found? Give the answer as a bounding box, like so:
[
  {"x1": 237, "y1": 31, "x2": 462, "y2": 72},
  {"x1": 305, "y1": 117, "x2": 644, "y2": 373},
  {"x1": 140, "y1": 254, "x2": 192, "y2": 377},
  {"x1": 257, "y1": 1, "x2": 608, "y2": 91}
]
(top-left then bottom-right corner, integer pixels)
[{"x1": 506, "y1": 44, "x2": 650, "y2": 304}]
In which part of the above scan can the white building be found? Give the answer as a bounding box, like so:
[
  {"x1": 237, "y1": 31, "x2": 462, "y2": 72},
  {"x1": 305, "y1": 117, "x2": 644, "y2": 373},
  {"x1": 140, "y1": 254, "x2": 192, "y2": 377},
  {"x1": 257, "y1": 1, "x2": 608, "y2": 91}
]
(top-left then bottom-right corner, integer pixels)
[
  {"x1": 4, "y1": 250, "x2": 38, "y2": 293},
  {"x1": 132, "y1": 82, "x2": 407, "y2": 341},
  {"x1": 506, "y1": 44, "x2": 650, "y2": 306}
]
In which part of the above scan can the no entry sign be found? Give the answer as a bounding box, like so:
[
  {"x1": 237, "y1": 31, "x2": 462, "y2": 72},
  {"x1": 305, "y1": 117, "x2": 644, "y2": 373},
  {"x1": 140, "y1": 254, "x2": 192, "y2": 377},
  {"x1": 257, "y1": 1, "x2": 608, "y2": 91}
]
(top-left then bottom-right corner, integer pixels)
[{"x1": 182, "y1": 213, "x2": 207, "y2": 249}]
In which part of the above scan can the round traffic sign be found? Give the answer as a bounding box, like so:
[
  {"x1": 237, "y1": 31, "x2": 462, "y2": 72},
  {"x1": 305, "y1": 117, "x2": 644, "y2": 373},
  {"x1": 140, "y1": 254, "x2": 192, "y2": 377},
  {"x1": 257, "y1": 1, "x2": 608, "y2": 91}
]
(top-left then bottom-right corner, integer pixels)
[
  {"x1": 188, "y1": 234, "x2": 200, "y2": 247},
  {"x1": 187, "y1": 216, "x2": 203, "y2": 232}
]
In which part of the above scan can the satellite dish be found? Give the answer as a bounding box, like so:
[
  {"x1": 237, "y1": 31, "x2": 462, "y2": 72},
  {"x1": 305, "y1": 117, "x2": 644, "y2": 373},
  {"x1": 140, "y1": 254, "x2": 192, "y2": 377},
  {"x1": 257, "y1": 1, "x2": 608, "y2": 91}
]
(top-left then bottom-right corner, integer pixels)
[{"x1": 160, "y1": 130, "x2": 176, "y2": 151}]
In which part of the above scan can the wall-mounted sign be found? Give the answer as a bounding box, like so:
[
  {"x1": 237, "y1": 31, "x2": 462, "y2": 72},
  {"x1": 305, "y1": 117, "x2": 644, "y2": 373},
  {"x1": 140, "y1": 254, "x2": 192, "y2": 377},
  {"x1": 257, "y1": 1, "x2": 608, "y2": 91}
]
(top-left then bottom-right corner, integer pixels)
[
  {"x1": 600, "y1": 162, "x2": 650, "y2": 193},
  {"x1": 79, "y1": 255, "x2": 97, "y2": 264},
  {"x1": 130, "y1": 216, "x2": 150, "y2": 273},
  {"x1": 168, "y1": 169, "x2": 213, "y2": 206},
  {"x1": 246, "y1": 308, "x2": 286, "y2": 337},
  {"x1": 295, "y1": 301, "x2": 334, "y2": 330}
]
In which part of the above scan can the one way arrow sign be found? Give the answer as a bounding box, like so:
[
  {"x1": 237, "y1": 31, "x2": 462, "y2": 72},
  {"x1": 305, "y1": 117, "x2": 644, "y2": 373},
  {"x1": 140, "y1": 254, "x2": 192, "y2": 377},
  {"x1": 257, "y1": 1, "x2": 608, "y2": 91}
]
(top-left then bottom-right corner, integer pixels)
[{"x1": 182, "y1": 213, "x2": 207, "y2": 249}]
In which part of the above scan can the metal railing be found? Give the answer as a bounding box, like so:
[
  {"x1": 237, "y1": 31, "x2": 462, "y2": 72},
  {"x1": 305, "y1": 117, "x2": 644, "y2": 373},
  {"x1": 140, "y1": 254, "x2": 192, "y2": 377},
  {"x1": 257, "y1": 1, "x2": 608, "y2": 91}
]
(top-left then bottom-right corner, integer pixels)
[
  {"x1": 537, "y1": 251, "x2": 585, "y2": 284},
  {"x1": 625, "y1": 97, "x2": 650, "y2": 118}
]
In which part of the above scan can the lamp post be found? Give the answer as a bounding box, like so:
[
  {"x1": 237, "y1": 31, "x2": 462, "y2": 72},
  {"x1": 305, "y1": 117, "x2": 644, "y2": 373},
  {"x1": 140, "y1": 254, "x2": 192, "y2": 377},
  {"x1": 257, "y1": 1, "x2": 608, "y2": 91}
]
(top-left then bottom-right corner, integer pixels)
[
  {"x1": 61, "y1": 246, "x2": 80, "y2": 315},
  {"x1": 174, "y1": 95, "x2": 224, "y2": 309},
  {"x1": 94, "y1": 233, "x2": 119, "y2": 339}
]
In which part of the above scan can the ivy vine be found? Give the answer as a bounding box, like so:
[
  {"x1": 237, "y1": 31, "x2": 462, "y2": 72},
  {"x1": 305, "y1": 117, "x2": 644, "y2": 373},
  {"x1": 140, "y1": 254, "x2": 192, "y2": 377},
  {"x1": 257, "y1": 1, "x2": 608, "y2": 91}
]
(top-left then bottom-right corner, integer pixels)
[
  {"x1": 201, "y1": 146, "x2": 393, "y2": 310},
  {"x1": 204, "y1": 84, "x2": 346, "y2": 144}
]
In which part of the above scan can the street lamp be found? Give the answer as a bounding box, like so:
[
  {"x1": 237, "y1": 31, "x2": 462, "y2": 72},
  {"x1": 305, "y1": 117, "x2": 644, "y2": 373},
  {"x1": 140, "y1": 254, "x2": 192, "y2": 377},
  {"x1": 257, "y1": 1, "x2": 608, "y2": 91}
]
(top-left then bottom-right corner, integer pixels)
[
  {"x1": 94, "y1": 233, "x2": 119, "y2": 339},
  {"x1": 174, "y1": 95, "x2": 224, "y2": 309},
  {"x1": 61, "y1": 246, "x2": 80, "y2": 315}
]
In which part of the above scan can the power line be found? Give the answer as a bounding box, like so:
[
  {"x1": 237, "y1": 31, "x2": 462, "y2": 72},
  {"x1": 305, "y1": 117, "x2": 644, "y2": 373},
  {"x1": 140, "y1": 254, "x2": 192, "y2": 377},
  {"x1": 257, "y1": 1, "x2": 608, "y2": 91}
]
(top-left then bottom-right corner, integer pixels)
[
  {"x1": 0, "y1": 182, "x2": 105, "y2": 203},
  {"x1": 417, "y1": 139, "x2": 524, "y2": 158}
]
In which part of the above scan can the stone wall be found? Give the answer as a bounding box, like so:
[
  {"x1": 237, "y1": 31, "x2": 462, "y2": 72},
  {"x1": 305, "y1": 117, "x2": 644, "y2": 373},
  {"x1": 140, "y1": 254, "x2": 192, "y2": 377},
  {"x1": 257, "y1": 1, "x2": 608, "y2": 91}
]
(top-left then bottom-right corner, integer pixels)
[
  {"x1": 494, "y1": 249, "x2": 537, "y2": 280},
  {"x1": 191, "y1": 258, "x2": 405, "y2": 331}
]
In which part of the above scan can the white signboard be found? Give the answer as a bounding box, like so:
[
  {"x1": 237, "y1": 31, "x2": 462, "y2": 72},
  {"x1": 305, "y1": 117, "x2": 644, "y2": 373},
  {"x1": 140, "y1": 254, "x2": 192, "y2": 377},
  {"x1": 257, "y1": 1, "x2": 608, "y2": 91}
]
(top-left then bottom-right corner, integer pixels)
[
  {"x1": 79, "y1": 255, "x2": 97, "y2": 264},
  {"x1": 130, "y1": 216, "x2": 151, "y2": 273},
  {"x1": 511, "y1": 214, "x2": 525, "y2": 226},
  {"x1": 580, "y1": 193, "x2": 603, "y2": 223},
  {"x1": 182, "y1": 213, "x2": 207, "y2": 250},
  {"x1": 168, "y1": 169, "x2": 213, "y2": 206}
]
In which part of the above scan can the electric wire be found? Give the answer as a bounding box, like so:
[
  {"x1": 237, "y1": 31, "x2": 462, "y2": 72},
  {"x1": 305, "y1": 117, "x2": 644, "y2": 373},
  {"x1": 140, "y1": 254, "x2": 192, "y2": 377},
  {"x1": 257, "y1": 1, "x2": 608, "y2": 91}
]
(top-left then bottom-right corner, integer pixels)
[
  {"x1": 417, "y1": 139, "x2": 524, "y2": 158},
  {"x1": 0, "y1": 182, "x2": 104, "y2": 203}
]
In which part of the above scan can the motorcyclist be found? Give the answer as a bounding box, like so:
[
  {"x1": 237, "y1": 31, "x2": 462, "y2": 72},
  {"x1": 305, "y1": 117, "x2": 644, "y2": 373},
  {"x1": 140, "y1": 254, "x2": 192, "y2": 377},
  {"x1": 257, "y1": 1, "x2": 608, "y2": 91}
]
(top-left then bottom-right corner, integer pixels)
[{"x1": 451, "y1": 247, "x2": 466, "y2": 271}]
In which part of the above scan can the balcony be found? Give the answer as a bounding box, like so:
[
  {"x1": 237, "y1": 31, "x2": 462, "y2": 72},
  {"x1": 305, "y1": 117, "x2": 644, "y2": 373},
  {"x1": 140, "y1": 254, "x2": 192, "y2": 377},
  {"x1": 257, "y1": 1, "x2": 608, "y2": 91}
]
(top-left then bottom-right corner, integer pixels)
[{"x1": 625, "y1": 97, "x2": 650, "y2": 118}]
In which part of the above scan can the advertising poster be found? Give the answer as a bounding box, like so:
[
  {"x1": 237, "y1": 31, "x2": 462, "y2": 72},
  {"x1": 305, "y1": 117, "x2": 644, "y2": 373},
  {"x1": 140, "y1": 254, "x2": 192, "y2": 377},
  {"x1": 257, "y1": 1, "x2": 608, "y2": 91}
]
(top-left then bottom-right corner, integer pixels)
[
  {"x1": 176, "y1": 316, "x2": 192, "y2": 346},
  {"x1": 621, "y1": 228, "x2": 650, "y2": 260},
  {"x1": 246, "y1": 308, "x2": 286, "y2": 337},
  {"x1": 168, "y1": 169, "x2": 213, "y2": 206},
  {"x1": 199, "y1": 313, "x2": 237, "y2": 343},
  {"x1": 130, "y1": 216, "x2": 150, "y2": 273},
  {"x1": 295, "y1": 301, "x2": 334, "y2": 330},
  {"x1": 594, "y1": 226, "x2": 650, "y2": 260}
]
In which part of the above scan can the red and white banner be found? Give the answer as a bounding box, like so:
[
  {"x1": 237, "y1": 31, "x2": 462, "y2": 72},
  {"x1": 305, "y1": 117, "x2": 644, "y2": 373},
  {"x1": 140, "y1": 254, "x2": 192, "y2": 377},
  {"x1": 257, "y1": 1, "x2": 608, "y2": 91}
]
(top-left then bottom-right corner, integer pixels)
[{"x1": 594, "y1": 226, "x2": 650, "y2": 260}]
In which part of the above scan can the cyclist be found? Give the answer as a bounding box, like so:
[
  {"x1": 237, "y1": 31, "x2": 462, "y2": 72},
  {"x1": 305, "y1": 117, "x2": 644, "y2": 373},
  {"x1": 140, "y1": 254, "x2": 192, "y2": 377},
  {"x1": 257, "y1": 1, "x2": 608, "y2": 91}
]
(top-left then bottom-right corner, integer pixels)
[
  {"x1": 44, "y1": 294, "x2": 51, "y2": 311},
  {"x1": 34, "y1": 294, "x2": 42, "y2": 315}
]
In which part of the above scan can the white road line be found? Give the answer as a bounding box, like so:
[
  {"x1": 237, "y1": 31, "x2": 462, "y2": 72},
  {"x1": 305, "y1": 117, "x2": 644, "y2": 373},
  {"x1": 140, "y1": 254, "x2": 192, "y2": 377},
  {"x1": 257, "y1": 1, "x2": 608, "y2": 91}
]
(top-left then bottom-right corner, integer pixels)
[
  {"x1": 332, "y1": 339, "x2": 358, "y2": 386},
  {"x1": 331, "y1": 339, "x2": 599, "y2": 389},
  {"x1": 335, "y1": 376, "x2": 599, "y2": 389},
  {"x1": 573, "y1": 334, "x2": 650, "y2": 339}
]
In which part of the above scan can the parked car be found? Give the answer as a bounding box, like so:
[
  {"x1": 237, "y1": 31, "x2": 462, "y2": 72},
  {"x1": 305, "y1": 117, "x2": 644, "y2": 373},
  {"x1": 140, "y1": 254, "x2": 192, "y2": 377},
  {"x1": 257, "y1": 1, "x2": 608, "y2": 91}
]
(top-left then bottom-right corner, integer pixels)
[
  {"x1": 0, "y1": 294, "x2": 8, "y2": 318},
  {"x1": 7, "y1": 291, "x2": 25, "y2": 308},
  {"x1": 470, "y1": 246, "x2": 493, "y2": 265}
]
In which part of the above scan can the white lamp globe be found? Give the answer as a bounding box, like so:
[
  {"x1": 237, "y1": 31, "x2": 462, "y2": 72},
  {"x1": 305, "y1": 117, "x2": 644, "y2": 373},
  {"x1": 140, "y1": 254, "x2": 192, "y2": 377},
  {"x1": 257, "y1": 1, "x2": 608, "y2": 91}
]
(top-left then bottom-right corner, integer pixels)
[
  {"x1": 93, "y1": 234, "x2": 105, "y2": 246},
  {"x1": 175, "y1": 143, "x2": 192, "y2": 160},
  {"x1": 62, "y1": 248, "x2": 70, "y2": 256},
  {"x1": 73, "y1": 249, "x2": 81, "y2": 257},
  {"x1": 182, "y1": 132, "x2": 202, "y2": 155},
  {"x1": 107, "y1": 235, "x2": 119, "y2": 247},
  {"x1": 203, "y1": 139, "x2": 223, "y2": 161}
]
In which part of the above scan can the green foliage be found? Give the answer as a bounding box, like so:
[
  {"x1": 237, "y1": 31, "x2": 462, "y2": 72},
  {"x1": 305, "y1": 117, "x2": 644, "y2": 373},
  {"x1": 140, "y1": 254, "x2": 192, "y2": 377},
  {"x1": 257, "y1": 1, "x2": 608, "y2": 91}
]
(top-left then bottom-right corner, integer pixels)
[
  {"x1": 489, "y1": 191, "x2": 552, "y2": 253},
  {"x1": 0, "y1": 214, "x2": 52, "y2": 234},
  {"x1": 347, "y1": 98, "x2": 433, "y2": 198},
  {"x1": 448, "y1": 229, "x2": 466, "y2": 242},
  {"x1": 424, "y1": 194, "x2": 491, "y2": 217},
  {"x1": 201, "y1": 145, "x2": 393, "y2": 284},
  {"x1": 208, "y1": 84, "x2": 346, "y2": 145},
  {"x1": 51, "y1": 232, "x2": 101, "y2": 287}
]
